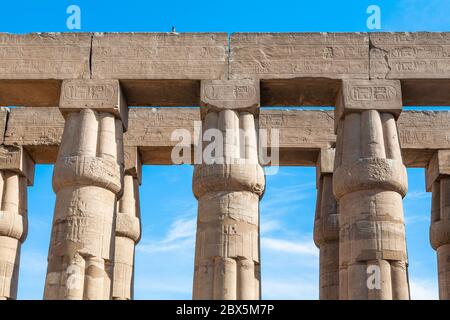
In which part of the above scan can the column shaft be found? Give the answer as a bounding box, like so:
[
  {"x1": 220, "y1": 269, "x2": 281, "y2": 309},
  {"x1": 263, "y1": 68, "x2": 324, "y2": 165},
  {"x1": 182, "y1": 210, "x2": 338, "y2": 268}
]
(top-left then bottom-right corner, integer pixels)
[
  {"x1": 44, "y1": 80, "x2": 127, "y2": 300},
  {"x1": 428, "y1": 151, "x2": 450, "y2": 300},
  {"x1": 112, "y1": 148, "x2": 141, "y2": 300},
  {"x1": 0, "y1": 146, "x2": 34, "y2": 300},
  {"x1": 333, "y1": 80, "x2": 410, "y2": 300},
  {"x1": 314, "y1": 170, "x2": 339, "y2": 300},
  {"x1": 193, "y1": 79, "x2": 264, "y2": 300}
]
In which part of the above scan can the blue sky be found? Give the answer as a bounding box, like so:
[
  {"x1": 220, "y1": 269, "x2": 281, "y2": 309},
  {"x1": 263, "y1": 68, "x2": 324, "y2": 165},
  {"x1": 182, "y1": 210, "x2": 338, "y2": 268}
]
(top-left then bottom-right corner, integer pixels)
[{"x1": 1, "y1": 0, "x2": 449, "y2": 300}]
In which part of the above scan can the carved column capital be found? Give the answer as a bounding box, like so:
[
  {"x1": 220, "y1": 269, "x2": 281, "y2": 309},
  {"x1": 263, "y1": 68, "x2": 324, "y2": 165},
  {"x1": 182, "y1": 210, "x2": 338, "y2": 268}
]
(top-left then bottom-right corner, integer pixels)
[
  {"x1": 0, "y1": 145, "x2": 35, "y2": 186},
  {"x1": 426, "y1": 149, "x2": 450, "y2": 191},
  {"x1": 335, "y1": 79, "x2": 403, "y2": 133},
  {"x1": 200, "y1": 79, "x2": 260, "y2": 118},
  {"x1": 59, "y1": 79, "x2": 128, "y2": 130},
  {"x1": 316, "y1": 147, "x2": 335, "y2": 187}
]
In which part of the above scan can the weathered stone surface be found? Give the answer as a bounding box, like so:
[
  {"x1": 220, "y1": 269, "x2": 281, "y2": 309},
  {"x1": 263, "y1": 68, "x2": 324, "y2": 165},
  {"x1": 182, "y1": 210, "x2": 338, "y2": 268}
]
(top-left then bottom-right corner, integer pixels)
[
  {"x1": 0, "y1": 80, "x2": 62, "y2": 107},
  {"x1": 44, "y1": 109, "x2": 124, "y2": 300},
  {"x1": 333, "y1": 80, "x2": 410, "y2": 300},
  {"x1": 426, "y1": 150, "x2": 450, "y2": 191},
  {"x1": 0, "y1": 146, "x2": 34, "y2": 300},
  {"x1": 6, "y1": 107, "x2": 450, "y2": 168},
  {"x1": 370, "y1": 32, "x2": 450, "y2": 79},
  {"x1": 316, "y1": 147, "x2": 335, "y2": 182},
  {"x1": 428, "y1": 171, "x2": 450, "y2": 300},
  {"x1": 123, "y1": 147, "x2": 142, "y2": 184},
  {"x1": 113, "y1": 163, "x2": 141, "y2": 300},
  {"x1": 92, "y1": 33, "x2": 228, "y2": 80},
  {"x1": 3, "y1": 107, "x2": 65, "y2": 164},
  {"x1": 193, "y1": 108, "x2": 264, "y2": 300},
  {"x1": 60, "y1": 80, "x2": 128, "y2": 127},
  {"x1": 120, "y1": 80, "x2": 200, "y2": 107},
  {"x1": 260, "y1": 79, "x2": 341, "y2": 106},
  {"x1": 314, "y1": 148, "x2": 339, "y2": 300},
  {"x1": 0, "y1": 33, "x2": 91, "y2": 80},
  {"x1": 200, "y1": 80, "x2": 260, "y2": 115},
  {"x1": 398, "y1": 111, "x2": 450, "y2": 167},
  {"x1": 335, "y1": 80, "x2": 402, "y2": 129},
  {"x1": 402, "y1": 80, "x2": 450, "y2": 106},
  {"x1": 125, "y1": 107, "x2": 199, "y2": 165},
  {"x1": 0, "y1": 146, "x2": 35, "y2": 185},
  {"x1": 0, "y1": 107, "x2": 8, "y2": 145},
  {"x1": 230, "y1": 33, "x2": 369, "y2": 80}
]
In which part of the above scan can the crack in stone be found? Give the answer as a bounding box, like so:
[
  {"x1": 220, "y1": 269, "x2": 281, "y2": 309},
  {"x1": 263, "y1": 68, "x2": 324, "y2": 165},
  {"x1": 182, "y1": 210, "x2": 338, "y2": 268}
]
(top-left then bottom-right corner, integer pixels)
[
  {"x1": 369, "y1": 37, "x2": 391, "y2": 79},
  {"x1": 89, "y1": 34, "x2": 94, "y2": 79}
]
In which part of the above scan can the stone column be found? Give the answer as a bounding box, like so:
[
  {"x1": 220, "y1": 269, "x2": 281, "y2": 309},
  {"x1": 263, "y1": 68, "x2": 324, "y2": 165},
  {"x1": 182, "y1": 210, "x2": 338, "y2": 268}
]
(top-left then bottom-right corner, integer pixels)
[
  {"x1": 426, "y1": 150, "x2": 450, "y2": 300},
  {"x1": 192, "y1": 80, "x2": 265, "y2": 300},
  {"x1": 313, "y1": 148, "x2": 339, "y2": 300},
  {"x1": 44, "y1": 80, "x2": 127, "y2": 300},
  {"x1": 333, "y1": 80, "x2": 410, "y2": 300},
  {"x1": 0, "y1": 146, "x2": 34, "y2": 300},
  {"x1": 112, "y1": 147, "x2": 141, "y2": 300}
]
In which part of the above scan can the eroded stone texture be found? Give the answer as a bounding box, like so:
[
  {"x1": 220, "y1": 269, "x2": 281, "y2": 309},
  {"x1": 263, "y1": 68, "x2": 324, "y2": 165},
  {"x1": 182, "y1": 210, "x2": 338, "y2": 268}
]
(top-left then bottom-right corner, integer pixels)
[
  {"x1": 333, "y1": 80, "x2": 410, "y2": 300},
  {"x1": 192, "y1": 80, "x2": 265, "y2": 300},
  {"x1": 398, "y1": 111, "x2": 450, "y2": 167},
  {"x1": 230, "y1": 33, "x2": 369, "y2": 80},
  {"x1": 44, "y1": 80, "x2": 126, "y2": 300},
  {"x1": 427, "y1": 150, "x2": 450, "y2": 300},
  {"x1": 0, "y1": 146, "x2": 34, "y2": 300},
  {"x1": 0, "y1": 33, "x2": 91, "y2": 80},
  {"x1": 112, "y1": 147, "x2": 141, "y2": 300},
  {"x1": 4, "y1": 107, "x2": 65, "y2": 163},
  {"x1": 314, "y1": 148, "x2": 339, "y2": 300},
  {"x1": 92, "y1": 33, "x2": 228, "y2": 80},
  {"x1": 0, "y1": 107, "x2": 8, "y2": 145},
  {"x1": 370, "y1": 32, "x2": 450, "y2": 79},
  {"x1": 6, "y1": 106, "x2": 450, "y2": 168}
]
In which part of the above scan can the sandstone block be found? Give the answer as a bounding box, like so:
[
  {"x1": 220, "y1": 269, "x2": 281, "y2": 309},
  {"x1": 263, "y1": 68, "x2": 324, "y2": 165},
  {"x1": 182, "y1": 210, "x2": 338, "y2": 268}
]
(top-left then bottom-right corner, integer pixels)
[
  {"x1": 370, "y1": 32, "x2": 450, "y2": 79},
  {"x1": 92, "y1": 33, "x2": 228, "y2": 80},
  {"x1": 335, "y1": 80, "x2": 402, "y2": 131},
  {"x1": 0, "y1": 146, "x2": 34, "y2": 185},
  {"x1": 230, "y1": 33, "x2": 369, "y2": 80},
  {"x1": 426, "y1": 150, "x2": 450, "y2": 191},
  {"x1": 59, "y1": 80, "x2": 128, "y2": 127},
  {"x1": 200, "y1": 80, "x2": 260, "y2": 116},
  {"x1": 0, "y1": 33, "x2": 91, "y2": 79},
  {"x1": 124, "y1": 147, "x2": 142, "y2": 184}
]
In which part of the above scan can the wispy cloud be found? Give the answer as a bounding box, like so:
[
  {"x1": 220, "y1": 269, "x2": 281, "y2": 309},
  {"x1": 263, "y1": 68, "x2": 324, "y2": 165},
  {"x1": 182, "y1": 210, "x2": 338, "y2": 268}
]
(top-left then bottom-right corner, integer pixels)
[
  {"x1": 405, "y1": 191, "x2": 431, "y2": 201},
  {"x1": 260, "y1": 219, "x2": 283, "y2": 235},
  {"x1": 262, "y1": 237, "x2": 318, "y2": 257},
  {"x1": 138, "y1": 217, "x2": 196, "y2": 253},
  {"x1": 410, "y1": 278, "x2": 439, "y2": 300},
  {"x1": 261, "y1": 181, "x2": 316, "y2": 216},
  {"x1": 404, "y1": 214, "x2": 429, "y2": 225}
]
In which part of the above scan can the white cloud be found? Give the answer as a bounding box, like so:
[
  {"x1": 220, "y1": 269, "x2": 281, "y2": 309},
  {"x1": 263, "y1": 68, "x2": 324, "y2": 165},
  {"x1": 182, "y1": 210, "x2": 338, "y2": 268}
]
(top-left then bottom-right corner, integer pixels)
[
  {"x1": 260, "y1": 219, "x2": 282, "y2": 235},
  {"x1": 261, "y1": 181, "x2": 316, "y2": 216},
  {"x1": 262, "y1": 237, "x2": 319, "y2": 257},
  {"x1": 404, "y1": 214, "x2": 429, "y2": 225},
  {"x1": 405, "y1": 191, "x2": 431, "y2": 201},
  {"x1": 162, "y1": 217, "x2": 196, "y2": 243},
  {"x1": 410, "y1": 278, "x2": 439, "y2": 300},
  {"x1": 137, "y1": 217, "x2": 196, "y2": 253}
]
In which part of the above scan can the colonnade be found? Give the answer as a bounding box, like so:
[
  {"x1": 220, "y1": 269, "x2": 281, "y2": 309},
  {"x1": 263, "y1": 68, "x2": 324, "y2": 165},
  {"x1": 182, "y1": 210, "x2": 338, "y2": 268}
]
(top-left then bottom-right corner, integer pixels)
[{"x1": 0, "y1": 79, "x2": 448, "y2": 300}]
